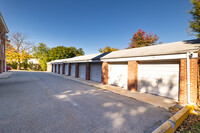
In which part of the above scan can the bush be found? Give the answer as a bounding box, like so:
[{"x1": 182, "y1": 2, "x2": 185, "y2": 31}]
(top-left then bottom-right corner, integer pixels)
[{"x1": 7, "y1": 61, "x2": 17, "y2": 69}]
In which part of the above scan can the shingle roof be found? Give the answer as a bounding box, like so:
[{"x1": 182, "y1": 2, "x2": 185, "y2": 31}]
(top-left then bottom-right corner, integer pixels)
[
  {"x1": 50, "y1": 53, "x2": 109, "y2": 64},
  {"x1": 100, "y1": 39, "x2": 200, "y2": 59},
  {"x1": 50, "y1": 39, "x2": 200, "y2": 64}
]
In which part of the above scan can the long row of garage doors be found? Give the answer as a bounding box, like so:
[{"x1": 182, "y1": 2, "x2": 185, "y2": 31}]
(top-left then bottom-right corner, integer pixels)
[
  {"x1": 52, "y1": 61, "x2": 179, "y2": 100},
  {"x1": 53, "y1": 63, "x2": 102, "y2": 82}
]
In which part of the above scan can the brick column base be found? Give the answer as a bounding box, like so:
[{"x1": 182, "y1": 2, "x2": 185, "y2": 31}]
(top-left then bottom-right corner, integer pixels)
[
  {"x1": 102, "y1": 62, "x2": 108, "y2": 84},
  {"x1": 128, "y1": 61, "x2": 138, "y2": 91},
  {"x1": 179, "y1": 58, "x2": 198, "y2": 104},
  {"x1": 75, "y1": 63, "x2": 79, "y2": 78},
  {"x1": 58, "y1": 64, "x2": 60, "y2": 74},
  {"x1": 86, "y1": 62, "x2": 90, "y2": 80},
  {"x1": 62, "y1": 64, "x2": 65, "y2": 74}
]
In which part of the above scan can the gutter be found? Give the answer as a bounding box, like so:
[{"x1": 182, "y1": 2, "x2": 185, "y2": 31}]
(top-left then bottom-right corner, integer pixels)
[{"x1": 186, "y1": 52, "x2": 194, "y2": 104}]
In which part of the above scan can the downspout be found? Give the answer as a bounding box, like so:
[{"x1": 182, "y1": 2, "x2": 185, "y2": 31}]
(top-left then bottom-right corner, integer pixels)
[{"x1": 186, "y1": 52, "x2": 193, "y2": 104}]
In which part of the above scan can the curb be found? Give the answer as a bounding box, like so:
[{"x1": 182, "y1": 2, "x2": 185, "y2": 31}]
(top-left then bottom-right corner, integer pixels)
[
  {"x1": 153, "y1": 105, "x2": 194, "y2": 133},
  {"x1": 0, "y1": 71, "x2": 14, "y2": 79}
]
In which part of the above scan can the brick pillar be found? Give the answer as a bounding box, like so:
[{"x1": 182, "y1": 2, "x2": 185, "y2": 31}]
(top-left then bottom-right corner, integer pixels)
[
  {"x1": 86, "y1": 62, "x2": 90, "y2": 80},
  {"x1": 75, "y1": 63, "x2": 79, "y2": 78},
  {"x1": 180, "y1": 59, "x2": 187, "y2": 104},
  {"x1": 128, "y1": 61, "x2": 138, "y2": 91},
  {"x1": 62, "y1": 64, "x2": 65, "y2": 74},
  {"x1": 51, "y1": 64, "x2": 53, "y2": 72},
  {"x1": 102, "y1": 62, "x2": 108, "y2": 84},
  {"x1": 0, "y1": 60, "x2": 2, "y2": 74},
  {"x1": 55, "y1": 64, "x2": 57, "y2": 73},
  {"x1": 68, "y1": 63, "x2": 71, "y2": 76},
  {"x1": 3, "y1": 60, "x2": 5, "y2": 72},
  {"x1": 179, "y1": 58, "x2": 198, "y2": 104},
  {"x1": 190, "y1": 58, "x2": 198, "y2": 104},
  {"x1": 58, "y1": 64, "x2": 60, "y2": 74}
]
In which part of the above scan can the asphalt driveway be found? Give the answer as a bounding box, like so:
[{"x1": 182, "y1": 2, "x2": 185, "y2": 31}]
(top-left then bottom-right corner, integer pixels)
[{"x1": 0, "y1": 71, "x2": 171, "y2": 133}]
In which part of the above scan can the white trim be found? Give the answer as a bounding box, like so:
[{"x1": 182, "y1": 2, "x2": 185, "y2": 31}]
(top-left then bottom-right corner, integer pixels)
[
  {"x1": 63, "y1": 60, "x2": 101, "y2": 63},
  {"x1": 101, "y1": 53, "x2": 198, "y2": 62},
  {"x1": 0, "y1": 12, "x2": 9, "y2": 33}
]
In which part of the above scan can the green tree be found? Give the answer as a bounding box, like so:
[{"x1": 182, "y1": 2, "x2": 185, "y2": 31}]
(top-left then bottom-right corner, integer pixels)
[
  {"x1": 32, "y1": 43, "x2": 50, "y2": 71},
  {"x1": 9, "y1": 32, "x2": 33, "y2": 69},
  {"x1": 188, "y1": 0, "x2": 200, "y2": 38},
  {"x1": 98, "y1": 46, "x2": 119, "y2": 53},
  {"x1": 127, "y1": 29, "x2": 160, "y2": 49},
  {"x1": 48, "y1": 46, "x2": 84, "y2": 61}
]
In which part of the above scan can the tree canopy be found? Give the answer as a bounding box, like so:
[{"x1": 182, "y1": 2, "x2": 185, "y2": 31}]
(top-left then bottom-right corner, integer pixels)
[
  {"x1": 98, "y1": 46, "x2": 119, "y2": 53},
  {"x1": 32, "y1": 43, "x2": 50, "y2": 71},
  {"x1": 127, "y1": 29, "x2": 160, "y2": 49},
  {"x1": 8, "y1": 32, "x2": 32, "y2": 69},
  {"x1": 48, "y1": 46, "x2": 84, "y2": 61},
  {"x1": 188, "y1": 0, "x2": 200, "y2": 38},
  {"x1": 32, "y1": 44, "x2": 85, "y2": 71}
]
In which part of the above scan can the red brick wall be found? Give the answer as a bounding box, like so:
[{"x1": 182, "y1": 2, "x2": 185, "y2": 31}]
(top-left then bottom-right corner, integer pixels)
[
  {"x1": 68, "y1": 63, "x2": 71, "y2": 76},
  {"x1": 62, "y1": 64, "x2": 65, "y2": 74},
  {"x1": 190, "y1": 58, "x2": 198, "y2": 104},
  {"x1": 0, "y1": 31, "x2": 5, "y2": 73},
  {"x1": 86, "y1": 62, "x2": 90, "y2": 80},
  {"x1": 180, "y1": 59, "x2": 187, "y2": 104},
  {"x1": 128, "y1": 61, "x2": 138, "y2": 91},
  {"x1": 102, "y1": 62, "x2": 108, "y2": 84},
  {"x1": 75, "y1": 63, "x2": 79, "y2": 78},
  {"x1": 180, "y1": 58, "x2": 198, "y2": 104},
  {"x1": 58, "y1": 64, "x2": 60, "y2": 74}
]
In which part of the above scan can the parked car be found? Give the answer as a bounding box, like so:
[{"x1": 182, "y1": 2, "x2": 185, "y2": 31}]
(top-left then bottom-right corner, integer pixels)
[{"x1": 6, "y1": 66, "x2": 12, "y2": 71}]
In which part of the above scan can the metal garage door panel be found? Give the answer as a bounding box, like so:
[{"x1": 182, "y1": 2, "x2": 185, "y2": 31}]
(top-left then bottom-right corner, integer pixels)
[
  {"x1": 90, "y1": 63, "x2": 102, "y2": 82},
  {"x1": 138, "y1": 64, "x2": 179, "y2": 100},
  {"x1": 71, "y1": 64, "x2": 76, "y2": 77},
  {"x1": 60, "y1": 64, "x2": 62, "y2": 74},
  {"x1": 65, "y1": 64, "x2": 68, "y2": 75},
  {"x1": 79, "y1": 63, "x2": 86, "y2": 79},
  {"x1": 108, "y1": 64, "x2": 128, "y2": 89}
]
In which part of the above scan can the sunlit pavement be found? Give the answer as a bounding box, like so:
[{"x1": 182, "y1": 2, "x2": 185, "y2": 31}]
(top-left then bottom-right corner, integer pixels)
[{"x1": 0, "y1": 71, "x2": 171, "y2": 133}]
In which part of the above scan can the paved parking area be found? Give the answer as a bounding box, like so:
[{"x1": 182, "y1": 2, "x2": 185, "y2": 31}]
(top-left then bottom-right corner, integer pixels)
[{"x1": 0, "y1": 71, "x2": 171, "y2": 133}]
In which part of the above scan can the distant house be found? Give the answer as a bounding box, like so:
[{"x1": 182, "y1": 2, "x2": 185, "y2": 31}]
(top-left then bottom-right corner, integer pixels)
[
  {"x1": 28, "y1": 58, "x2": 39, "y2": 65},
  {"x1": 0, "y1": 11, "x2": 9, "y2": 73},
  {"x1": 28, "y1": 58, "x2": 40, "y2": 70},
  {"x1": 48, "y1": 40, "x2": 200, "y2": 105}
]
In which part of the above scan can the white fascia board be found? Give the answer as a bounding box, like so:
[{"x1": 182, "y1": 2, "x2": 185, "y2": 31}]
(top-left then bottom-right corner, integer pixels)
[
  {"x1": 62, "y1": 60, "x2": 102, "y2": 63},
  {"x1": 51, "y1": 62, "x2": 63, "y2": 64},
  {"x1": 0, "y1": 16, "x2": 9, "y2": 33},
  {"x1": 101, "y1": 53, "x2": 198, "y2": 62}
]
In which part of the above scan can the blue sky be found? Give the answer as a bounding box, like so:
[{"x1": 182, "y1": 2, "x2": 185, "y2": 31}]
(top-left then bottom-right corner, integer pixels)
[{"x1": 0, "y1": 0, "x2": 194, "y2": 54}]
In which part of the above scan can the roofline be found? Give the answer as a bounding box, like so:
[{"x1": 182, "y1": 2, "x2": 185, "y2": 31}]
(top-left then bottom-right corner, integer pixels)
[
  {"x1": 101, "y1": 50, "x2": 199, "y2": 60},
  {"x1": 0, "y1": 11, "x2": 9, "y2": 33}
]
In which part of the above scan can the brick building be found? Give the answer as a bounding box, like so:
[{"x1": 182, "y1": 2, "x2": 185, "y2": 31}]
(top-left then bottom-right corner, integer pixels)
[
  {"x1": 48, "y1": 39, "x2": 200, "y2": 105},
  {"x1": 0, "y1": 11, "x2": 9, "y2": 74}
]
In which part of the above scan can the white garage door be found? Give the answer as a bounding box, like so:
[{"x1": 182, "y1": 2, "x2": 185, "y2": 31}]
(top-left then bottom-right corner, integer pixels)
[
  {"x1": 138, "y1": 63, "x2": 179, "y2": 100},
  {"x1": 65, "y1": 64, "x2": 68, "y2": 75},
  {"x1": 56, "y1": 64, "x2": 59, "y2": 73},
  {"x1": 108, "y1": 63, "x2": 128, "y2": 89},
  {"x1": 79, "y1": 63, "x2": 86, "y2": 79},
  {"x1": 90, "y1": 63, "x2": 102, "y2": 82},
  {"x1": 60, "y1": 64, "x2": 62, "y2": 74},
  {"x1": 71, "y1": 64, "x2": 76, "y2": 77}
]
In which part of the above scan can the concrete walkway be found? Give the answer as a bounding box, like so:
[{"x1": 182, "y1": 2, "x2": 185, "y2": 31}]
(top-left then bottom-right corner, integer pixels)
[
  {"x1": 48, "y1": 72, "x2": 177, "y2": 109},
  {"x1": 0, "y1": 71, "x2": 14, "y2": 79}
]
